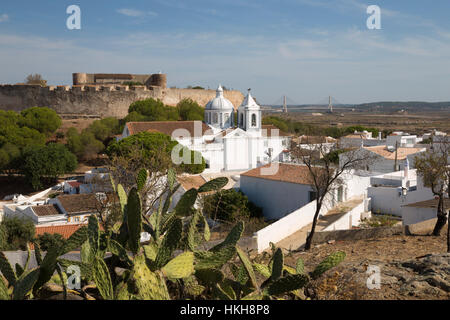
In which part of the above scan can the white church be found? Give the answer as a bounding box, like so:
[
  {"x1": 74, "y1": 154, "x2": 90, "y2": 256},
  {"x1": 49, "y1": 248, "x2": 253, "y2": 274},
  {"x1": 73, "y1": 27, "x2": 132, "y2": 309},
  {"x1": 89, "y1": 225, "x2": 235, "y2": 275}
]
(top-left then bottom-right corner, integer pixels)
[{"x1": 119, "y1": 85, "x2": 291, "y2": 172}]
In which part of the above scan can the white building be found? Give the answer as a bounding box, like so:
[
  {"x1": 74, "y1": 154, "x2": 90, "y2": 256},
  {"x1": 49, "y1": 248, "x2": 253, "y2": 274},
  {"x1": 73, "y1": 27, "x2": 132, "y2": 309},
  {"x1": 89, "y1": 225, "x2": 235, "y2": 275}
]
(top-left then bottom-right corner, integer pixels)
[
  {"x1": 339, "y1": 145, "x2": 425, "y2": 174},
  {"x1": 367, "y1": 164, "x2": 434, "y2": 217},
  {"x1": 339, "y1": 131, "x2": 385, "y2": 148},
  {"x1": 402, "y1": 198, "x2": 450, "y2": 226},
  {"x1": 386, "y1": 132, "x2": 419, "y2": 148},
  {"x1": 118, "y1": 86, "x2": 291, "y2": 173}
]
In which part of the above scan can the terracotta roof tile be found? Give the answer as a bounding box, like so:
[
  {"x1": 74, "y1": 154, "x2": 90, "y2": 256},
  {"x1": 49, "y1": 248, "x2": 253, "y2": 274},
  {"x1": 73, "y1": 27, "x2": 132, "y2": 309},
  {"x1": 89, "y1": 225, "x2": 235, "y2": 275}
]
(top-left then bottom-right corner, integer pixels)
[
  {"x1": 126, "y1": 121, "x2": 212, "y2": 138},
  {"x1": 31, "y1": 204, "x2": 62, "y2": 217},
  {"x1": 57, "y1": 194, "x2": 98, "y2": 215},
  {"x1": 35, "y1": 224, "x2": 84, "y2": 240},
  {"x1": 241, "y1": 163, "x2": 324, "y2": 185},
  {"x1": 364, "y1": 146, "x2": 424, "y2": 160},
  {"x1": 67, "y1": 181, "x2": 81, "y2": 188}
]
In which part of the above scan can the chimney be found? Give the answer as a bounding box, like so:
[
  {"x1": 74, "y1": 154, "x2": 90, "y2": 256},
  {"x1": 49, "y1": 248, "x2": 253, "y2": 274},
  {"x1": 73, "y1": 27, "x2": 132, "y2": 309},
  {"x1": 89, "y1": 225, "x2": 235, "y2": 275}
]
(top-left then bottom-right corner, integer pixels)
[{"x1": 404, "y1": 157, "x2": 409, "y2": 179}]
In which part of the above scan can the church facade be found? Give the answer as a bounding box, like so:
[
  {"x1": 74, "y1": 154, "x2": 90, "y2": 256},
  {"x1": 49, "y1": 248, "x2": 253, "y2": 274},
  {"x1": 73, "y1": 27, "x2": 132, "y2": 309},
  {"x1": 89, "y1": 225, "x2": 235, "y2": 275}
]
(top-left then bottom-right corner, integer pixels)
[{"x1": 119, "y1": 86, "x2": 291, "y2": 172}]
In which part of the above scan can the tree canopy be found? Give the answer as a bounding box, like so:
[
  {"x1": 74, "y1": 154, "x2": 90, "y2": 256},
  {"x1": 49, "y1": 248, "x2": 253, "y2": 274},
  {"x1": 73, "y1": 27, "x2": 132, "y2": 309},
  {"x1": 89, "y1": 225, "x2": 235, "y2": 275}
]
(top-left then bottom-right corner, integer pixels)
[
  {"x1": 21, "y1": 143, "x2": 78, "y2": 190},
  {"x1": 106, "y1": 132, "x2": 205, "y2": 174}
]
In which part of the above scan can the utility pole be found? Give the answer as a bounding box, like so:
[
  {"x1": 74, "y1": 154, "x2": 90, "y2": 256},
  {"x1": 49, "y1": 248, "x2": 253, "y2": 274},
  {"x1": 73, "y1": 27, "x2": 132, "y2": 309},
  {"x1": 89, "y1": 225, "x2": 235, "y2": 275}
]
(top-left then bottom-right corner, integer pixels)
[{"x1": 394, "y1": 141, "x2": 399, "y2": 171}]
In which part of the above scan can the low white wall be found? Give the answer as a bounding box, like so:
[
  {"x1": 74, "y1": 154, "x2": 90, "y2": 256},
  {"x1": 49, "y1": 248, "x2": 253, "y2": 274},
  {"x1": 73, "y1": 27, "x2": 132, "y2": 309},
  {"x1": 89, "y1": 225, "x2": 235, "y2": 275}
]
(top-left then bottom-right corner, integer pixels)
[
  {"x1": 254, "y1": 193, "x2": 333, "y2": 253},
  {"x1": 322, "y1": 199, "x2": 367, "y2": 231},
  {"x1": 402, "y1": 206, "x2": 436, "y2": 225},
  {"x1": 368, "y1": 186, "x2": 433, "y2": 216}
]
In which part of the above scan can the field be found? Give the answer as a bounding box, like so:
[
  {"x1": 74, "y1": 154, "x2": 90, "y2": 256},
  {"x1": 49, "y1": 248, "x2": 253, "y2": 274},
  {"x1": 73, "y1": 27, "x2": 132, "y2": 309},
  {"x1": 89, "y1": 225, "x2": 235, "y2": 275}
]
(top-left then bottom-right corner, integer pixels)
[{"x1": 264, "y1": 109, "x2": 450, "y2": 134}]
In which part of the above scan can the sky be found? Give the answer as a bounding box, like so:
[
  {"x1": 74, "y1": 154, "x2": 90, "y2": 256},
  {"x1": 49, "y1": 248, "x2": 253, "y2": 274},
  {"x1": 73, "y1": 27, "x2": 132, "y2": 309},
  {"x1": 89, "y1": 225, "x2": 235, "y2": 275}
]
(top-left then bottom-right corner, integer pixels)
[{"x1": 0, "y1": 0, "x2": 450, "y2": 104}]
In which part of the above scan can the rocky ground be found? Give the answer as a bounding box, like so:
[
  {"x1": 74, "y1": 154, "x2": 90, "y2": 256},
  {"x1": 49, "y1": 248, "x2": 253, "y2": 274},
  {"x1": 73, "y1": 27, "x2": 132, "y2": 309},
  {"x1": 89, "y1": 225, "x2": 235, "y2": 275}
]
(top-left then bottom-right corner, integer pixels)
[{"x1": 281, "y1": 233, "x2": 449, "y2": 300}]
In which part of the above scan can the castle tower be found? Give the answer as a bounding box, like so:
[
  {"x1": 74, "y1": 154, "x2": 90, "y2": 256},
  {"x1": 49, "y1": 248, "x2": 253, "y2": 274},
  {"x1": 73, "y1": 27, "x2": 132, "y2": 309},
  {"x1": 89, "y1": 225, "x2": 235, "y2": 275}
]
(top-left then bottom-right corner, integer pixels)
[
  {"x1": 73, "y1": 73, "x2": 87, "y2": 85},
  {"x1": 204, "y1": 85, "x2": 235, "y2": 131},
  {"x1": 238, "y1": 89, "x2": 261, "y2": 136}
]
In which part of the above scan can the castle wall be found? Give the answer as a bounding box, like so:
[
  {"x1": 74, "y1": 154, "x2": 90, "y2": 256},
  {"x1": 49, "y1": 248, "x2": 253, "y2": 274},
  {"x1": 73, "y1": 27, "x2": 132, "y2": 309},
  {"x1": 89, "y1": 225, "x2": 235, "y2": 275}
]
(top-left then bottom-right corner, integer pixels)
[{"x1": 0, "y1": 85, "x2": 244, "y2": 119}]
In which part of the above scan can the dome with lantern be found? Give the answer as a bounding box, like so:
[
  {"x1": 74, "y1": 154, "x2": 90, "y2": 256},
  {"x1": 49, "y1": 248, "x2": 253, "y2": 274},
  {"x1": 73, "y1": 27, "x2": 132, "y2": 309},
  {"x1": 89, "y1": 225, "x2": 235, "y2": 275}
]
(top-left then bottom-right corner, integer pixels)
[{"x1": 205, "y1": 85, "x2": 235, "y2": 130}]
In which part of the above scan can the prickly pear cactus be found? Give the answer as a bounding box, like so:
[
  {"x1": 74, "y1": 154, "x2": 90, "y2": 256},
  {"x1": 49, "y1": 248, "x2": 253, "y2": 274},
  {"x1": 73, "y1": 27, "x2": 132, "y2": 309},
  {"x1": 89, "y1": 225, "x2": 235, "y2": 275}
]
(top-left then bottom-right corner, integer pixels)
[
  {"x1": 266, "y1": 274, "x2": 309, "y2": 296},
  {"x1": 126, "y1": 187, "x2": 142, "y2": 255},
  {"x1": 161, "y1": 252, "x2": 194, "y2": 279},
  {"x1": 311, "y1": 251, "x2": 346, "y2": 280},
  {"x1": 130, "y1": 254, "x2": 170, "y2": 300}
]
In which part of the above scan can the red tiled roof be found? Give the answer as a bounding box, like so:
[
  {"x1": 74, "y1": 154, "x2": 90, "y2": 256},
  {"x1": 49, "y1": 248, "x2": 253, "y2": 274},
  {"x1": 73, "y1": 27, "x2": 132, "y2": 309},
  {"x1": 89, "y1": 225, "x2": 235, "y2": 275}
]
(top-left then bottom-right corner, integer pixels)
[
  {"x1": 241, "y1": 163, "x2": 325, "y2": 185},
  {"x1": 57, "y1": 194, "x2": 99, "y2": 215},
  {"x1": 35, "y1": 224, "x2": 84, "y2": 240},
  {"x1": 31, "y1": 204, "x2": 62, "y2": 217},
  {"x1": 67, "y1": 181, "x2": 81, "y2": 188},
  {"x1": 126, "y1": 121, "x2": 212, "y2": 138},
  {"x1": 364, "y1": 146, "x2": 424, "y2": 160}
]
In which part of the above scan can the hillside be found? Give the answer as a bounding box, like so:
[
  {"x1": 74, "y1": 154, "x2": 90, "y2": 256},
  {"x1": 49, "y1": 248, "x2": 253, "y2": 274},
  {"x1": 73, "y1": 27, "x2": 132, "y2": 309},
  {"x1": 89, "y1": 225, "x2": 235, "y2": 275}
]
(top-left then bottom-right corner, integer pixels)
[{"x1": 275, "y1": 233, "x2": 449, "y2": 300}]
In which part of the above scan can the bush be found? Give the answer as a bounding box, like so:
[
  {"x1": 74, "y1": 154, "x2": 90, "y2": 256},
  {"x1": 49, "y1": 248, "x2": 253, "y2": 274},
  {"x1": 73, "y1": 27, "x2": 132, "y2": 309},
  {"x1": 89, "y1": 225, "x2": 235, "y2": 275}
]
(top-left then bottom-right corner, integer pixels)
[
  {"x1": 203, "y1": 189, "x2": 262, "y2": 222},
  {"x1": 0, "y1": 216, "x2": 36, "y2": 251},
  {"x1": 36, "y1": 232, "x2": 67, "y2": 251},
  {"x1": 128, "y1": 98, "x2": 179, "y2": 121},
  {"x1": 20, "y1": 107, "x2": 62, "y2": 136},
  {"x1": 21, "y1": 143, "x2": 78, "y2": 190},
  {"x1": 106, "y1": 132, "x2": 205, "y2": 174},
  {"x1": 177, "y1": 98, "x2": 204, "y2": 121}
]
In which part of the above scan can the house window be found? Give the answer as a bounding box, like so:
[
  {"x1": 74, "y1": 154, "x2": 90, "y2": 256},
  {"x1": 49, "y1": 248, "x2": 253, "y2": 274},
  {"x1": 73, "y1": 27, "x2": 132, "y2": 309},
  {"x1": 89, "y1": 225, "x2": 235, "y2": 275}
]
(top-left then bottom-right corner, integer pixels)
[
  {"x1": 309, "y1": 191, "x2": 317, "y2": 202},
  {"x1": 251, "y1": 113, "x2": 257, "y2": 127},
  {"x1": 264, "y1": 140, "x2": 268, "y2": 147}
]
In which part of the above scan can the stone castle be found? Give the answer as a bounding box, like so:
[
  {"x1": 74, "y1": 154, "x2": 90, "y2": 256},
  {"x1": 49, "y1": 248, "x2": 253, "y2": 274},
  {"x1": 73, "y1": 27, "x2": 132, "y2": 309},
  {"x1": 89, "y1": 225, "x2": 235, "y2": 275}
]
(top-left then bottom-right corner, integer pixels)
[{"x1": 0, "y1": 73, "x2": 244, "y2": 118}]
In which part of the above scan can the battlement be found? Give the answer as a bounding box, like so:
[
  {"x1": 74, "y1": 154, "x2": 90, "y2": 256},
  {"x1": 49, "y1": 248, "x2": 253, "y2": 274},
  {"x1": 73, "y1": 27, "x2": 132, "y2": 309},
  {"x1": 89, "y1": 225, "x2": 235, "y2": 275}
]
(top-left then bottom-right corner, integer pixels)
[
  {"x1": 0, "y1": 79, "x2": 244, "y2": 119},
  {"x1": 72, "y1": 72, "x2": 167, "y2": 89}
]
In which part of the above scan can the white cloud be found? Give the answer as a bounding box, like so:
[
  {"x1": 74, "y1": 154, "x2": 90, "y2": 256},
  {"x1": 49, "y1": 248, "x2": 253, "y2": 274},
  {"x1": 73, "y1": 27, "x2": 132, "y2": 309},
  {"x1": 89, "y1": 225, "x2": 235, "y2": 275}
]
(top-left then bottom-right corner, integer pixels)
[
  {"x1": 116, "y1": 9, "x2": 157, "y2": 17},
  {"x1": 0, "y1": 14, "x2": 9, "y2": 23}
]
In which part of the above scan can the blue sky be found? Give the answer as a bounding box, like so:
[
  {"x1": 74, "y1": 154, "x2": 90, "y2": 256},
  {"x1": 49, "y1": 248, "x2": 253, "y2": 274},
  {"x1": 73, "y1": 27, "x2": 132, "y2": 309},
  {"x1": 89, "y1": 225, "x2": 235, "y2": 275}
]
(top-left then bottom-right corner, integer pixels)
[{"x1": 1, "y1": 0, "x2": 450, "y2": 104}]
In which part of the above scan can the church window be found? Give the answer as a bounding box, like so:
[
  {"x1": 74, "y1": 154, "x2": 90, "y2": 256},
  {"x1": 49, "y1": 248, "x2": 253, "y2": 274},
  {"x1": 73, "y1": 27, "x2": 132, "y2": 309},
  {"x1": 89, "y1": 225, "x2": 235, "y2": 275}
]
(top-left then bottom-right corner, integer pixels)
[
  {"x1": 240, "y1": 113, "x2": 244, "y2": 126},
  {"x1": 251, "y1": 113, "x2": 257, "y2": 127},
  {"x1": 213, "y1": 113, "x2": 218, "y2": 124}
]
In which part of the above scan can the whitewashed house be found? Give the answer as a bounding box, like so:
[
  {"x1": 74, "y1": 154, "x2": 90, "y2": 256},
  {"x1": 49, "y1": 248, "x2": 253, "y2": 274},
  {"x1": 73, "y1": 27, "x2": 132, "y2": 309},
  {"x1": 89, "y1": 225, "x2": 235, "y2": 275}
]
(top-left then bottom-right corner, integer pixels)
[
  {"x1": 402, "y1": 198, "x2": 450, "y2": 225},
  {"x1": 118, "y1": 86, "x2": 291, "y2": 173},
  {"x1": 339, "y1": 145, "x2": 425, "y2": 174},
  {"x1": 339, "y1": 131, "x2": 385, "y2": 148},
  {"x1": 367, "y1": 161, "x2": 434, "y2": 217},
  {"x1": 386, "y1": 132, "x2": 419, "y2": 148}
]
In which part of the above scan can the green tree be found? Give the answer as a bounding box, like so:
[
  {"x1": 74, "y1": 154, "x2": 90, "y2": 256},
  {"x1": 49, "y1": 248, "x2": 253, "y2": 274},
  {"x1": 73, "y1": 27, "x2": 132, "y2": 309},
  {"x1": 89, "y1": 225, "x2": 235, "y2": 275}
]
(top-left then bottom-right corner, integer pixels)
[
  {"x1": 0, "y1": 216, "x2": 36, "y2": 251},
  {"x1": 177, "y1": 98, "x2": 204, "y2": 121},
  {"x1": 128, "y1": 98, "x2": 179, "y2": 121},
  {"x1": 20, "y1": 107, "x2": 62, "y2": 136},
  {"x1": 35, "y1": 232, "x2": 67, "y2": 252},
  {"x1": 106, "y1": 132, "x2": 205, "y2": 174},
  {"x1": 66, "y1": 128, "x2": 84, "y2": 158},
  {"x1": 0, "y1": 143, "x2": 21, "y2": 172},
  {"x1": 203, "y1": 189, "x2": 262, "y2": 222},
  {"x1": 80, "y1": 131, "x2": 105, "y2": 159},
  {"x1": 21, "y1": 143, "x2": 78, "y2": 190}
]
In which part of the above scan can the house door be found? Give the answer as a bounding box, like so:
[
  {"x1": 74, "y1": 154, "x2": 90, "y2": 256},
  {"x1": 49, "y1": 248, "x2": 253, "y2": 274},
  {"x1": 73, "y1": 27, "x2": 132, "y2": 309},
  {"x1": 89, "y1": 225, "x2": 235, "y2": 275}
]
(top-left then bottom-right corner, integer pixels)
[{"x1": 337, "y1": 186, "x2": 344, "y2": 203}]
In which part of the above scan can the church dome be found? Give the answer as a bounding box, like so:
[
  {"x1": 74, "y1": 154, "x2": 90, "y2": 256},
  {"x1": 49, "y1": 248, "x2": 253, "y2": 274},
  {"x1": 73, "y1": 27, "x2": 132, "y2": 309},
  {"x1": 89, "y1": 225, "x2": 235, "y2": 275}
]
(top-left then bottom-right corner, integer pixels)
[{"x1": 205, "y1": 85, "x2": 235, "y2": 111}]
